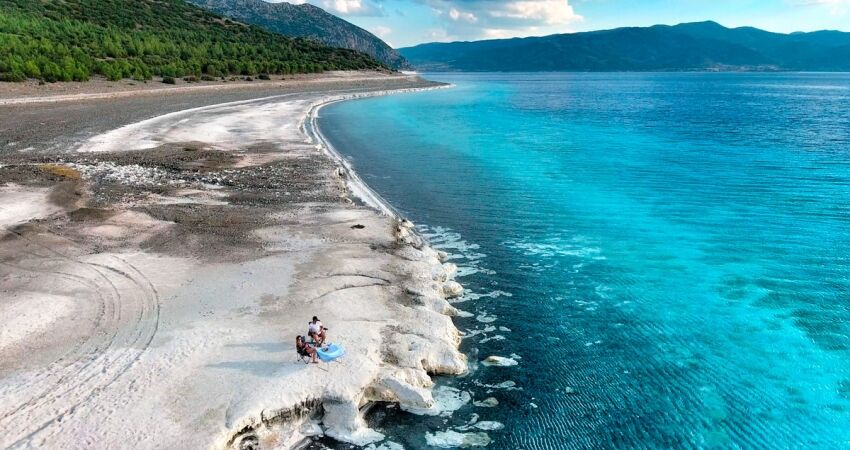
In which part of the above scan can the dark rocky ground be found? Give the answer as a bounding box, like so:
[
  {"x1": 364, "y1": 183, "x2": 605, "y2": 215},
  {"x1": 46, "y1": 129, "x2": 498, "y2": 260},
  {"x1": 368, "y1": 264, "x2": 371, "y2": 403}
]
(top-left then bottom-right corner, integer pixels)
[
  {"x1": 0, "y1": 75, "x2": 439, "y2": 261},
  {"x1": 0, "y1": 75, "x2": 440, "y2": 154}
]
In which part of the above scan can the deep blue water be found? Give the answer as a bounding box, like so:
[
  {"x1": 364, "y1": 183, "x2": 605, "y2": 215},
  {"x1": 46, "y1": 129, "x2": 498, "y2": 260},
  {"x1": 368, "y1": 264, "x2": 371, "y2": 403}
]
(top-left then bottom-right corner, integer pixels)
[{"x1": 318, "y1": 73, "x2": 850, "y2": 449}]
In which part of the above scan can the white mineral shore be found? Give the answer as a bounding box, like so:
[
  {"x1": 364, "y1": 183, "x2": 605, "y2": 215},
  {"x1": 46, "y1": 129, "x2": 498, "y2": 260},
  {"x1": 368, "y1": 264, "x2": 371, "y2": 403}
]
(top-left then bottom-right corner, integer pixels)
[
  {"x1": 0, "y1": 184, "x2": 61, "y2": 228},
  {"x1": 0, "y1": 79, "x2": 466, "y2": 449}
]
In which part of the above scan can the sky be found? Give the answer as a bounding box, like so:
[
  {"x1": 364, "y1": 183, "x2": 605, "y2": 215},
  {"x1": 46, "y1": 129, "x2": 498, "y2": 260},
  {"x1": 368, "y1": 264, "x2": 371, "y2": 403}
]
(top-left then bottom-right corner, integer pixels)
[{"x1": 279, "y1": 0, "x2": 850, "y2": 47}]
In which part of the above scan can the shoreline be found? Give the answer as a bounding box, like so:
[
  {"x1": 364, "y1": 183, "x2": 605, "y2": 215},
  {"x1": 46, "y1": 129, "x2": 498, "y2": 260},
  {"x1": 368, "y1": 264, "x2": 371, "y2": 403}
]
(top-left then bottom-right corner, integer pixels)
[
  {"x1": 304, "y1": 84, "x2": 454, "y2": 218},
  {"x1": 0, "y1": 74, "x2": 467, "y2": 449},
  {"x1": 0, "y1": 71, "x2": 401, "y2": 105}
]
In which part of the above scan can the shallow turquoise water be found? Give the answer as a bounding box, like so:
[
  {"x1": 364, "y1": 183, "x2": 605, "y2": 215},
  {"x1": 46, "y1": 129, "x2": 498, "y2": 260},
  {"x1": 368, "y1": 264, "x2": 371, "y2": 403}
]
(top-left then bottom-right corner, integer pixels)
[{"x1": 318, "y1": 73, "x2": 850, "y2": 449}]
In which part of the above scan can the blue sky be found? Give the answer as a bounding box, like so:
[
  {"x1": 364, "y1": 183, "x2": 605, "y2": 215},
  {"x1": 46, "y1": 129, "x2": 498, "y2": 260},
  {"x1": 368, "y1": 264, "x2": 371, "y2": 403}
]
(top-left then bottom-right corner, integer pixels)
[{"x1": 279, "y1": 0, "x2": 850, "y2": 47}]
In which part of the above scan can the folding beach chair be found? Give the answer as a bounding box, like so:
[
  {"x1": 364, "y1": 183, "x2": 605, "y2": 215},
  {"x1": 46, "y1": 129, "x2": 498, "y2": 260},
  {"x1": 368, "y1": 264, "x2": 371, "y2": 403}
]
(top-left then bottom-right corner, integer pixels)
[
  {"x1": 295, "y1": 348, "x2": 311, "y2": 364},
  {"x1": 295, "y1": 340, "x2": 330, "y2": 371}
]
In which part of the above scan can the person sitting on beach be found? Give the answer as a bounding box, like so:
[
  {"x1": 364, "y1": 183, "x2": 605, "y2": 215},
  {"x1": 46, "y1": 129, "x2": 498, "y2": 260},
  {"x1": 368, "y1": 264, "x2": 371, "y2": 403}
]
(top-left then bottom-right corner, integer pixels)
[
  {"x1": 308, "y1": 316, "x2": 327, "y2": 346},
  {"x1": 296, "y1": 335, "x2": 318, "y2": 364}
]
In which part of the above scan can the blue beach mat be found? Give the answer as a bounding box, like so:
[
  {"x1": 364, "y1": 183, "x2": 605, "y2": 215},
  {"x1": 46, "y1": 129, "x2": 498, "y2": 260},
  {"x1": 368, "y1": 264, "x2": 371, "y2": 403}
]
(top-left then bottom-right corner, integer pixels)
[{"x1": 317, "y1": 343, "x2": 345, "y2": 362}]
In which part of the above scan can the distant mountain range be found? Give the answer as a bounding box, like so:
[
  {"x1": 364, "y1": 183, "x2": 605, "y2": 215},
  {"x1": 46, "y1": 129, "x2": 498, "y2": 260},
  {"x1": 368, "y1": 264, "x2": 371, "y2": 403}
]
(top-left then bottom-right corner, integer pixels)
[
  {"x1": 399, "y1": 21, "x2": 850, "y2": 72},
  {"x1": 188, "y1": 0, "x2": 408, "y2": 69}
]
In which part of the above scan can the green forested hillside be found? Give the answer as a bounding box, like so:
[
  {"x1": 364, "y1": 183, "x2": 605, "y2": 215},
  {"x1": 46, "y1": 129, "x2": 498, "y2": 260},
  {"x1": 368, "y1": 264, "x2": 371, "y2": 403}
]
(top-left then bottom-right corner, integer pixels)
[
  {"x1": 0, "y1": 0, "x2": 385, "y2": 82},
  {"x1": 188, "y1": 0, "x2": 409, "y2": 69}
]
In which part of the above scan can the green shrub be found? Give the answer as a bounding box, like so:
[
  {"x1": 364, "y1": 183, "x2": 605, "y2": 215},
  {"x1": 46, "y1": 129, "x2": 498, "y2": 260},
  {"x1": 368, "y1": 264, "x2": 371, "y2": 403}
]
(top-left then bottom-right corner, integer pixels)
[
  {"x1": 258, "y1": 73, "x2": 270, "y2": 80},
  {"x1": 0, "y1": 71, "x2": 26, "y2": 82},
  {"x1": 162, "y1": 76, "x2": 176, "y2": 84}
]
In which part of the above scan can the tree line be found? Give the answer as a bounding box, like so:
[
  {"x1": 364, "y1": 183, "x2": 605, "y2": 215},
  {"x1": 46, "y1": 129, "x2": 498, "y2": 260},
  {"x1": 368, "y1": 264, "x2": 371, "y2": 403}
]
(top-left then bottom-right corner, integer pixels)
[{"x1": 0, "y1": 0, "x2": 385, "y2": 82}]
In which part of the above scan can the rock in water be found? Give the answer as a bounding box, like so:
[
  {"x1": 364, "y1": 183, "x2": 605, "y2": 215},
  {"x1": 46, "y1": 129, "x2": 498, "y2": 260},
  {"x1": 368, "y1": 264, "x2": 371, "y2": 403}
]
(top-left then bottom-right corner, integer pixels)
[
  {"x1": 482, "y1": 356, "x2": 518, "y2": 367},
  {"x1": 443, "y1": 262, "x2": 458, "y2": 279},
  {"x1": 473, "y1": 397, "x2": 499, "y2": 408}
]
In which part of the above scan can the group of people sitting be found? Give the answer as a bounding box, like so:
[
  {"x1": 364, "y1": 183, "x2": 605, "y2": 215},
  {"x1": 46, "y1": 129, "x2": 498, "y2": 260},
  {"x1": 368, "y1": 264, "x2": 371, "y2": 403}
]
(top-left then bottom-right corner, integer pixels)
[{"x1": 295, "y1": 316, "x2": 328, "y2": 364}]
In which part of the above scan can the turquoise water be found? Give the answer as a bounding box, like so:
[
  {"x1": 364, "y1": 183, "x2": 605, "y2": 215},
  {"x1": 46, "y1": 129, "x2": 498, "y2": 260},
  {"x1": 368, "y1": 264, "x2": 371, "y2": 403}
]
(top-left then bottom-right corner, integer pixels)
[{"x1": 318, "y1": 73, "x2": 850, "y2": 449}]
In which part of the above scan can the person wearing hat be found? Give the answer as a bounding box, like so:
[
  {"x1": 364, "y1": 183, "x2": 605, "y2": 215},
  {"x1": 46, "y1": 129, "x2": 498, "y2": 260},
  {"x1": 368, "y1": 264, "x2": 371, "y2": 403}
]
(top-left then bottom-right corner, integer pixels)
[{"x1": 308, "y1": 316, "x2": 327, "y2": 346}]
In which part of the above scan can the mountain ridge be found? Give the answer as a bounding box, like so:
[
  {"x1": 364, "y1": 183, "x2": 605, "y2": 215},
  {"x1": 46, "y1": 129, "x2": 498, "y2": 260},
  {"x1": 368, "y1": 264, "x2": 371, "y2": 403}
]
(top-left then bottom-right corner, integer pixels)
[
  {"x1": 187, "y1": 0, "x2": 409, "y2": 69},
  {"x1": 399, "y1": 21, "x2": 850, "y2": 72}
]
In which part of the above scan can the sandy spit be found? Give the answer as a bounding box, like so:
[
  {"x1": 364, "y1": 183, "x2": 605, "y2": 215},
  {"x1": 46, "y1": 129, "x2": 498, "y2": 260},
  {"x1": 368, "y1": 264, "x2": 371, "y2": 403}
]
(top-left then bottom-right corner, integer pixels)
[{"x1": 0, "y1": 73, "x2": 465, "y2": 449}]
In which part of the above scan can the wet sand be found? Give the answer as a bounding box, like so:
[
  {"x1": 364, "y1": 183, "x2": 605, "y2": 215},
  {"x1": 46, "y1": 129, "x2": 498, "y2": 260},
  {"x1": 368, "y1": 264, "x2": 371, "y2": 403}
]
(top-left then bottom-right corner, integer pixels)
[{"x1": 0, "y1": 72, "x2": 466, "y2": 449}]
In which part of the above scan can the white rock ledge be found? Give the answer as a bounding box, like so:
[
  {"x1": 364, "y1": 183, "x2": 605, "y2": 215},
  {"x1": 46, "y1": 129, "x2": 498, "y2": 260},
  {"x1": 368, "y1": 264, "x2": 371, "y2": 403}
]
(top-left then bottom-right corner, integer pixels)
[
  {"x1": 216, "y1": 221, "x2": 469, "y2": 450},
  {"x1": 213, "y1": 85, "x2": 467, "y2": 449}
]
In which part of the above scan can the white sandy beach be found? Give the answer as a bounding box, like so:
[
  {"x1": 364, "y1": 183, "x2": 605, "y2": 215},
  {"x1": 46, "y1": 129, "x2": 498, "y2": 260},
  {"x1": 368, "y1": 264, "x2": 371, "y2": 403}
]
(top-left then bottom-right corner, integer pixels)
[{"x1": 0, "y1": 75, "x2": 467, "y2": 449}]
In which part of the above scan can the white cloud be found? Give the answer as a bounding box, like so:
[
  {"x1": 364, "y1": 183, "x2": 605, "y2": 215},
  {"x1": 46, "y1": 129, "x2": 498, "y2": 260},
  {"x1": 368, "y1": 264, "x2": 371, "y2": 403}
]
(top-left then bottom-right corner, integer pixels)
[
  {"x1": 371, "y1": 25, "x2": 394, "y2": 45},
  {"x1": 484, "y1": 27, "x2": 535, "y2": 38},
  {"x1": 449, "y1": 7, "x2": 478, "y2": 22},
  {"x1": 425, "y1": 27, "x2": 452, "y2": 41},
  {"x1": 797, "y1": 0, "x2": 850, "y2": 4},
  {"x1": 794, "y1": 0, "x2": 850, "y2": 15},
  {"x1": 330, "y1": 0, "x2": 364, "y2": 14},
  {"x1": 489, "y1": 0, "x2": 579, "y2": 25},
  {"x1": 277, "y1": 0, "x2": 385, "y2": 16},
  {"x1": 372, "y1": 25, "x2": 392, "y2": 37},
  {"x1": 276, "y1": 0, "x2": 583, "y2": 42},
  {"x1": 421, "y1": 0, "x2": 583, "y2": 41}
]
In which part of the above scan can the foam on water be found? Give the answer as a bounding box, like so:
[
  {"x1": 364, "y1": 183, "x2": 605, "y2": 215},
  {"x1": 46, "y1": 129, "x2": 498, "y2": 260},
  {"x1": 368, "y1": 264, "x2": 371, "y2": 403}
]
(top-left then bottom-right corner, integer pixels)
[
  {"x1": 424, "y1": 430, "x2": 491, "y2": 448},
  {"x1": 504, "y1": 238, "x2": 603, "y2": 259},
  {"x1": 474, "y1": 313, "x2": 497, "y2": 324},
  {"x1": 403, "y1": 386, "x2": 471, "y2": 417},
  {"x1": 418, "y1": 225, "x2": 494, "y2": 277},
  {"x1": 478, "y1": 335, "x2": 506, "y2": 344},
  {"x1": 364, "y1": 441, "x2": 405, "y2": 450}
]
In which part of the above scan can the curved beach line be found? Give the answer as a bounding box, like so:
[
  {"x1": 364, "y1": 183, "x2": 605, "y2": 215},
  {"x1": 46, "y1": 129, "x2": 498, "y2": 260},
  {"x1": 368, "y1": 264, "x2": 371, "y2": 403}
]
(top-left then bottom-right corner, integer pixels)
[
  {"x1": 0, "y1": 73, "x2": 413, "y2": 106},
  {"x1": 304, "y1": 84, "x2": 454, "y2": 219}
]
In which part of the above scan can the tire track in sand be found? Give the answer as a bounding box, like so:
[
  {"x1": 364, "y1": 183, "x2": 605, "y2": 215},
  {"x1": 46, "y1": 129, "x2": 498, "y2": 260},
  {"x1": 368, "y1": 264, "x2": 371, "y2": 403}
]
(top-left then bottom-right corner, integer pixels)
[{"x1": 0, "y1": 230, "x2": 161, "y2": 448}]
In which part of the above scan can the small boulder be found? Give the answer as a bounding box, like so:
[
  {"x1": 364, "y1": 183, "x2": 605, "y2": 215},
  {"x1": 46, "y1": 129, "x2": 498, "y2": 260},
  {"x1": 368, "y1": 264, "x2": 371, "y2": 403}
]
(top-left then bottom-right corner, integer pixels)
[
  {"x1": 443, "y1": 263, "x2": 458, "y2": 280},
  {"x1": 473, "y1": 397, "x2": 499, "y2": 408},
  {"x1": 442, "y1": 281, "x2": 463, "y2": 299},
  {"x1": 482, "y1": 356, "x2": 518, "y2": 367}
]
